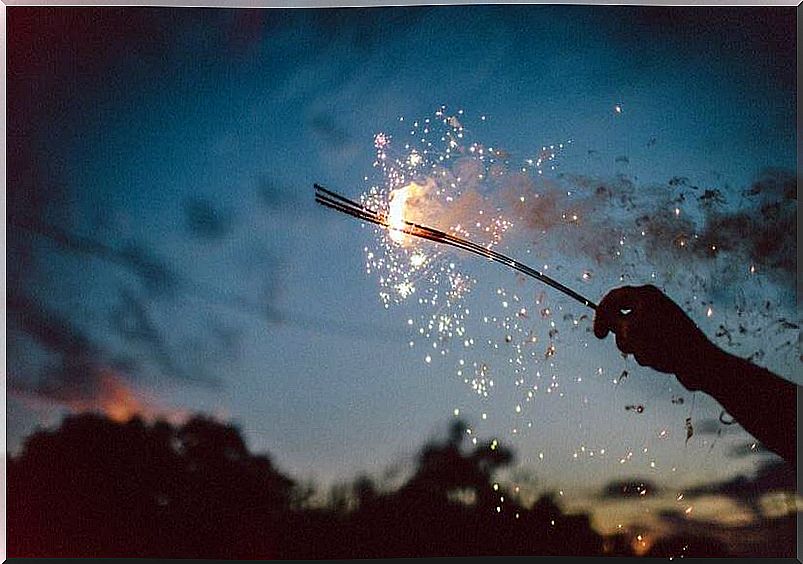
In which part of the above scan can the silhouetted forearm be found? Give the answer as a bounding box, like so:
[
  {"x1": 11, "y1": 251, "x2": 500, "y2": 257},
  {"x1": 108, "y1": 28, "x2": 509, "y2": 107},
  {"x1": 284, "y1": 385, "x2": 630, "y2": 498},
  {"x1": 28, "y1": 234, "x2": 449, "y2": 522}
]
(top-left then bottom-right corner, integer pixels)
[{"x1": 682, "y1": 344, "x2": 797, "y2": 464}]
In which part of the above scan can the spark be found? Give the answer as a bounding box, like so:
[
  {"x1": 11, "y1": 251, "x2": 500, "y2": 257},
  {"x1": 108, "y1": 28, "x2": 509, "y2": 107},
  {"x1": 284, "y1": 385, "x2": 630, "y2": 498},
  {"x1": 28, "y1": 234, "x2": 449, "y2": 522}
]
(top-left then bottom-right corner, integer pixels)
[
  {"x1": 315, "y1": 109, "x2": 633, "y2": 454},
  {"x1": 386, "y1": 183, "x2": 415, "y2": 245},
  {"x1": 374, "y1": 132, "x2": 390, "y2": 148},
  {"x1": 396, "y1": 281, "x2": 415, "y2": 298}
]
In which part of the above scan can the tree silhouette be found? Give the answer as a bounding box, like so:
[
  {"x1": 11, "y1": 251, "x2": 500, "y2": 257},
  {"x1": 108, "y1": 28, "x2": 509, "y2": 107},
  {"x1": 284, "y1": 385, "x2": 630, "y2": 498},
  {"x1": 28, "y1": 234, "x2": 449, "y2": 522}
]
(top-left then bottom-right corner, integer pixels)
[
  {"x1": 7, "y1": 413, "x2": 746, "y2": 559},
  {"x1": 291, "y1": 419, "x2": 603, "y2": 558},
  {"x1": 8, "y1": 413, "x2": 294, "y2": 558}
]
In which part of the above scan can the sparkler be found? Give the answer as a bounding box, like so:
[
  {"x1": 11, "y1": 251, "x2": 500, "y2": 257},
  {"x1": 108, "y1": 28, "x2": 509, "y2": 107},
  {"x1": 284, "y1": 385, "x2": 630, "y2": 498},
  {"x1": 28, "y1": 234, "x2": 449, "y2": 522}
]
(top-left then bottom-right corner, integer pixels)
[{"x1": 315, "y1": 184, "x2": 597, "y2": 310}]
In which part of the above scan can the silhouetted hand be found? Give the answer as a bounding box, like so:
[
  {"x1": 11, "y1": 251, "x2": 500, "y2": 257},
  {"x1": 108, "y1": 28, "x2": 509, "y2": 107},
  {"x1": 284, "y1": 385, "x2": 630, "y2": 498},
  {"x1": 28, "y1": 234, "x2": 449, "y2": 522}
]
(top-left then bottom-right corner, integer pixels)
[
  {"x1": 593, "y1": 285, "x2": 713, "y2": 391},
  {"x1": 593, "y1": 284, "x2": 796, "y2": 465}
]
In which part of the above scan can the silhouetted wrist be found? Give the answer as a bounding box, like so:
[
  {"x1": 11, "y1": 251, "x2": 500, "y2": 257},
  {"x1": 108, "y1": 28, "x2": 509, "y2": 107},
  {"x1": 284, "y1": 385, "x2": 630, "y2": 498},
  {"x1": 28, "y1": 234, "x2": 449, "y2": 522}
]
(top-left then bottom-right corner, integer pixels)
[{"x1": 675, "y1": 338, "x2": 729, "y2": 393}]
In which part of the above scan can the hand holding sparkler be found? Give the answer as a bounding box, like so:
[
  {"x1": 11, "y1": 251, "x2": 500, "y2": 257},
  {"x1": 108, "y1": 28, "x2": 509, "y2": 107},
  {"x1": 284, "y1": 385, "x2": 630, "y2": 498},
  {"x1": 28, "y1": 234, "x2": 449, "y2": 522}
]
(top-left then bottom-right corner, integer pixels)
[
  {"x1": 593, "y1": 285, "x2": 712, "y2": 387},
  {"x1": 594, "y1": 284, "x2": 797, "y2": 465}
]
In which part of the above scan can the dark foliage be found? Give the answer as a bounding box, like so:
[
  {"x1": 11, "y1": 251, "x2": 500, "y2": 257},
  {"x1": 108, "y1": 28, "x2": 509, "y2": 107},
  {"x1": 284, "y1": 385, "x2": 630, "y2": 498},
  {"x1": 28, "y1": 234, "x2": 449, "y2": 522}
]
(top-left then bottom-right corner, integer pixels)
[
  {"x1": 8, "y1": 414, "x2": 609, "y2": 558},
  {"x1": 15, "y1": 414, "x2": 782, "y2": 558},
  {"x1": 8, "y1": 414, "x2": 293, "y2": 558}
]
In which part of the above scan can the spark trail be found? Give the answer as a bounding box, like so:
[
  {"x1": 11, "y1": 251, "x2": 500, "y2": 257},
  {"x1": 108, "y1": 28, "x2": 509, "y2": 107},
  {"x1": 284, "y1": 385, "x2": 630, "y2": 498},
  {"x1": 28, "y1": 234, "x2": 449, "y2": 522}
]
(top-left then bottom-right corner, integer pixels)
[{"x1": 314, "y1": 184, "x2": 597, "y2": 310}]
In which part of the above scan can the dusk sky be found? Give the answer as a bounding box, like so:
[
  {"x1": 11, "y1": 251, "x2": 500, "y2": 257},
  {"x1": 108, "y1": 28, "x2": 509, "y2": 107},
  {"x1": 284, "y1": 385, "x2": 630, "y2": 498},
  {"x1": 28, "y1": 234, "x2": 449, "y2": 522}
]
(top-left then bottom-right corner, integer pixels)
[{"x1": 7, "y1": 5, "x2": 798, "y2": 549}]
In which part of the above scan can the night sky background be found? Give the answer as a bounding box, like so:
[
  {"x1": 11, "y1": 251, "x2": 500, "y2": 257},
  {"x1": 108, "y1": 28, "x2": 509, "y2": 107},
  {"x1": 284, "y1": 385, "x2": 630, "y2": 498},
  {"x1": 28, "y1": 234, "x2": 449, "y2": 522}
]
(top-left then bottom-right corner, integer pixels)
[{"x1": 6, "y1": 5, "x2": 798, "y2": 555}]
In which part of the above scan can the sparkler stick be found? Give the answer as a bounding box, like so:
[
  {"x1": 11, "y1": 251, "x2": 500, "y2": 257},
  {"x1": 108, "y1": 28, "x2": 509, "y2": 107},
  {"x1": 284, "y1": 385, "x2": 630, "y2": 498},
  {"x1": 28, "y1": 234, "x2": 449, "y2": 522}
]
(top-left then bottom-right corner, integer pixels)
[{"x1": 315, "y1": 184, "x2": 598, "y2": 310}]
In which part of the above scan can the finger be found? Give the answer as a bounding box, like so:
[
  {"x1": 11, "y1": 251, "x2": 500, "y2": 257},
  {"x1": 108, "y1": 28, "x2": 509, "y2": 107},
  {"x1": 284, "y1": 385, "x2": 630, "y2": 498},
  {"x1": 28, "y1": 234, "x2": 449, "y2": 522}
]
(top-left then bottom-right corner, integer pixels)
[
  {"x1": 593, "y1": 317, "x2": 611, "y2": 339},
  {"x1": 627, "y1": 318, "x2": 664, "y2": 371},
  {"x1": 594, "y1": 286, "x2": 640, "y2": 339}
]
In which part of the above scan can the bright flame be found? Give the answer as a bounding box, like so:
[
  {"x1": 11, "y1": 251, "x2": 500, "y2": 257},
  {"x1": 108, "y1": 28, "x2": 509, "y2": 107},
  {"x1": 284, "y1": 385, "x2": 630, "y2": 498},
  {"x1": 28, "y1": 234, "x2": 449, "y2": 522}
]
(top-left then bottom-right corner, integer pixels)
[
  {"x1": 387, "y1": 181, "x2": 431, "y2": 245},
  {"x1": 387, "y1": 185, "x2": 411, "y2": 244}
]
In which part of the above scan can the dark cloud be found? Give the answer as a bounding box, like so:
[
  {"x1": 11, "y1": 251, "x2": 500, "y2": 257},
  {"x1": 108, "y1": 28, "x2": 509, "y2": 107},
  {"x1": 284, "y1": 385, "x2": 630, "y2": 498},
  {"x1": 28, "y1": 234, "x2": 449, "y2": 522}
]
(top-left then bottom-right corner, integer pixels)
[
  {"x1": 183, "y1": 197, "x2": 235, "y2": 240},
  {"x1": 110, "y1": 287, "x2": 213, "y2": 384},
  {"x1": 13, "y1": 217, "x2": 179, "y2": 297},
  {"x1": 309, "y1": 113, "x2": 353, "y2": 148},
  {"x1": 117, "y1": 242, "x2": 181, "y2": 296},
  {"x1": 8, "y1": 282, "x2": 220, "y2": 413},
  {"x1": 683, "y1": 460, "x2": 794, "y2": 503},
  {"x1": 7, "y1": 293, "x2": 94, "y2": 358},
  {"x1": 598, "y1": 477, "x2": 660, "y2": 499},
  {"x1": 693, "y1": 417, "x2": 738, "y2": 437},
  {"x1": 8, "y1": 362, "x2": 172, "y2": 424},
  {"x1": 256, "y1": 176, "x2": 300, "y2": 211},
  {"x1": 6, "y1": 293, "x2": 159, "y2": 421}
]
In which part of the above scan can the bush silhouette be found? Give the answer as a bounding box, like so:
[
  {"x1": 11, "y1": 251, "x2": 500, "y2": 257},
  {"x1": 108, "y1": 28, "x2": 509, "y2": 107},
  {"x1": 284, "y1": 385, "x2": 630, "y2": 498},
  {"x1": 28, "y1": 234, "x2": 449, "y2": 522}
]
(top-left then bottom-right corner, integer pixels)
[{"x1": 11, "y1": 412, "x2": 737, "y2": 558}]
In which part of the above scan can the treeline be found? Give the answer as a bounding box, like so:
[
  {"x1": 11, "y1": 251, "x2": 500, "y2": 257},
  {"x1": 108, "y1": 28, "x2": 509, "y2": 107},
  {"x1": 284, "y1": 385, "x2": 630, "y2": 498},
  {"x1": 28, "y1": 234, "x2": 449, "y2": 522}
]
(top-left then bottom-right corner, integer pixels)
[{"x1": 7, "y1": 413, "x2": 732, "y2": 558}]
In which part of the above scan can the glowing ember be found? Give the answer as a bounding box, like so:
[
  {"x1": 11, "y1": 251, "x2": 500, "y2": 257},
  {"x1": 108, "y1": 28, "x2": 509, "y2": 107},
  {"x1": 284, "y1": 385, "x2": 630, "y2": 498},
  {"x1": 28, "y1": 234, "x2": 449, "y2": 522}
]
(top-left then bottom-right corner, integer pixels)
[
  {"x1": 386, "y1": 181, "x2": 431, "y2": 245},
  {"x1": 387, "y1": 188, "x2": 409, "y2": 244}
]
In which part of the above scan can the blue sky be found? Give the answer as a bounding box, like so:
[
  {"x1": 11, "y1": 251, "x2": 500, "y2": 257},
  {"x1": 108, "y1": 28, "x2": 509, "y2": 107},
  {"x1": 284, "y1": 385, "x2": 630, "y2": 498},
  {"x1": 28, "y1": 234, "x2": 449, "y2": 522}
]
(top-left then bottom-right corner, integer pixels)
[{"x1": 7, "y1": 5, "x2": 797, "y2": 544}]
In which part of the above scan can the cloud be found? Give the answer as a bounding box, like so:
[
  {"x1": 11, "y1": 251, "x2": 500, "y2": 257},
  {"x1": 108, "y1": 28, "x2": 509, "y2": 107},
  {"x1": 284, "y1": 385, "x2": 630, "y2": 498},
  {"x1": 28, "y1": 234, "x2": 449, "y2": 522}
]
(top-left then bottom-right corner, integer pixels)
[
  {"x1": 309, "y1": 113, "x2": 353, "y2": 148},
  {"x1": 256, "y1": 176, "x2": 301, "y2": 211},
  {"x1": 14, "y1": 278, "x2": 225, "y2": 387},
  {"x1": 7, "y1": 293, "x2": 95, "y2": 358},
  {"x1": 110, "y1": 287, "x2": 215, "y2": 384},
  {"x1": 8, "y1": 291, "x2": 187, "y2": 424},
  {"x1": 13, "y1": 217, "x2": 180, "y2": 297},
  {"x1": 693, "y1": 416, "x2": 741, "y2": 437},
  {"x1": 10, "y1": 362, "x2": 187, "y2": 425},
  {"x1": 598, "y1": 477, "x2": 660, "y2": 499},
  {"x1": 683, "y1": 460, "x2": 794, "y2": 503},
  {"x1": 183, "y1": 197, "x2": 235, "y2": 240}
]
